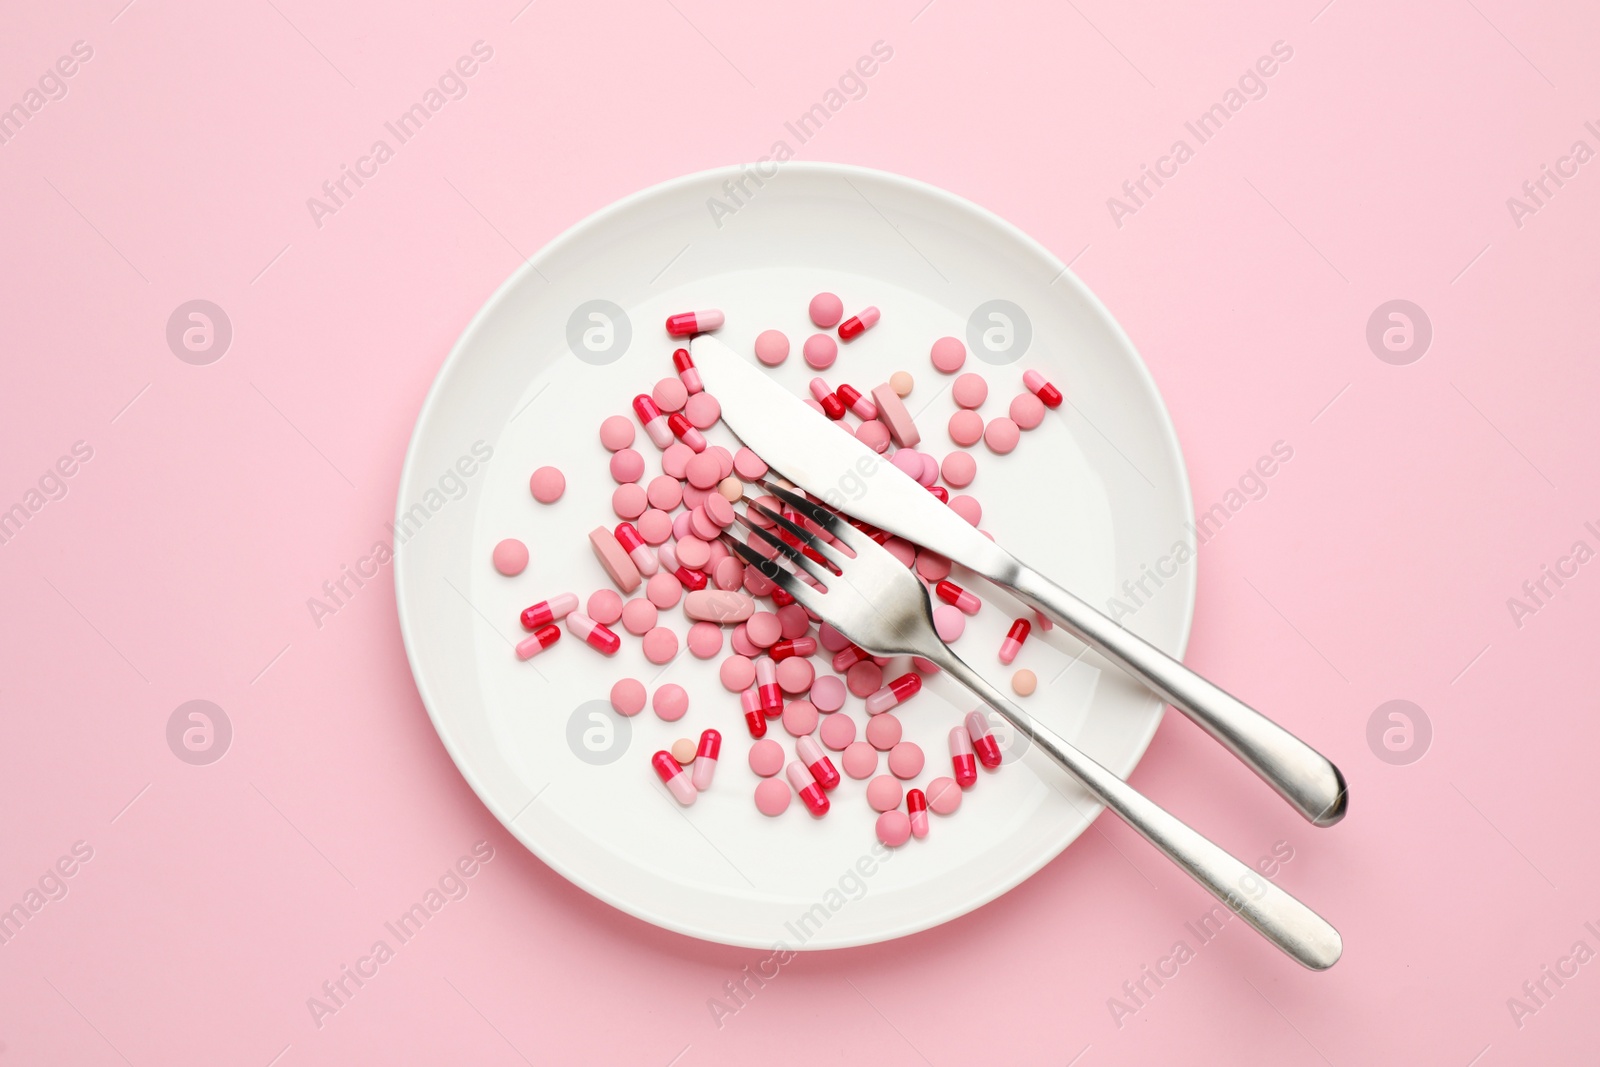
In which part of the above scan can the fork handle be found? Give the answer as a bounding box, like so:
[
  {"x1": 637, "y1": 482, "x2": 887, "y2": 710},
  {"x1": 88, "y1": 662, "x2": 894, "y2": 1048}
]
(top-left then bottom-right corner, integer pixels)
[
  {"x1": 929, "y1": 647, "x2": 1342, "y2": 970},
  {"x1": 1006, "y1": 563, "x2": 1347, "y2": 827}
]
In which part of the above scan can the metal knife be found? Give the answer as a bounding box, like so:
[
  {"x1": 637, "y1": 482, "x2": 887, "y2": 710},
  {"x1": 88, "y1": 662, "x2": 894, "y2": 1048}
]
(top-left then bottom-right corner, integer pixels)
[{"x1": 691, "y1": 335, "x2": 1348, "y2": 826}]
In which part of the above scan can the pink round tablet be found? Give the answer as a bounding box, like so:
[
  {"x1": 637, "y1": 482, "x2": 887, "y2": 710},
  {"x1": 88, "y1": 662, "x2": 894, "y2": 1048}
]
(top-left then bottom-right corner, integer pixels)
[
  {"x1": 941, "y1": 450, "x2": 976, "y2": 488},
  {"x1": 637, "y1": 508, "x2": 673, "y2": 544},
  {"x1": 803, "y1": 333, "x2": 838, "y2": 370},
  {"x1": 653, "y1": 376, "x2": 688, "y2": 413},
  {"x1": 687, "y1": 621, "x2": 723, "y2": 658},
  {"x1": 609, "y1": 448, "x2": 645, "y2": 483},
  {"x1": 529, "y1": 466, "x2": 565, "y2": 504},
  {"x1": 891, "y1": 449, "x2": 923, "y2": 480},
  {"x1": 675, "y1": 536, "x2": 711, "y2": 570},
  {"x1": 916, "y1": 550, "x2": 952, "y2": 583},
  {"x1": 776, "y1": 657, "x2": 815, "y2": 694},
  {"x1": 685, "y1": 452, "x2": 722, "y2": 490},
  {"x1": 782, "y1": 699, "x2": 818, "y2": 736},
  {"x1": 1010, "y1": 391, "x2": 1046, "y2": 430},
  {"x1": 809, "y1": 292, "x2": 844, "y2": 328},
  {"x1": 949, "y1": 495, "x2": 982, "y2": 526},
  {"x1": 888, "y1": 742, "x2": 925, "y2": 779},
  {"x1": 841, "y1": 742, "x2": 878, "y2": 780},
  {"x1": 933, "y1": 604, "x2": 965, "y2": 642},
  {"x1": 875, "y1": 810, "x2": 912, "y2": 847},
  {"x1": 662, "y1": 443, "x2": 693, "y2": 479},
  {"x1": 866, "y1": 775, "x2": 903, "y2": 812},
  {"x1": 749, "y1": 739, "x2": 785, "y2": 777},
  {"x1": 644, "y1": 476, "x2": 681, "y2": 512},
  {"x1": 809, "y1": 674, "x2": 846, "y2": 712},
  {"x1": 610, "y1": 678, "x2": 646, "y2": 717},
  {"x1": 620, "y1": 598, "x2": 657, "y2": 636},
  {"x1": 855, "y1": 419, "x2": 891, "y2": 453},
  {"x1": 953, "y1": 372, "x2": 988, "y2": 409},
  {"x1": 703, "y1": 492, "x2": 736, "y2": 529},
  {"x1": 746, "y1": 612, "x2": 782, "y2": 647},
  {"x1": 730, "y1": 624, "x2": 759, "y2": 657},
  {"x1": 652, "y1": 682, "x2": 688, "y2": 721},
  {"x1": 984, "y1": 417, "x2": 1020, "y2": 454},
  {"x1": 926, "y1": 776, "x2": 962, "y2": 813},
  {"x1": 754, "y1": 778, "x2": 791, "y2": 816},
  {"x1": 600, "y1": 415, "x2": 635, "y2": 451},
  {"x1": 611, "y1": 484, "x2": 647, "y2": 520},
  {"x1": 642, "y1": 627, "x2": 679, "y2": 664},
  {"x1": 819, "y1": 712, "x2": 856, "y2": 750},
  {"x1": 713, "y1": 557, "x2": 744, "y2": 591},
  {"x1": 720, "y1": 655, "x2": 755, "y2": 691},
  {"x1": 645, "y1": 572, "x2": 681, "y2": 609},
  {"x1": 776, "y1": 604, "x2": 810, "y2": 639},
  {"x1": 930, "y1": 336, "x2": 966, "y2": 373},
  {"x1": 754, "y1": 329, "x2": 790, "y2": 366},
  {"x1": 733, "y1": 447, "x2": 767, "y2": 480},
  {"x1": 866, "y1": 713, "x2": 902, "y2": 751},
  {"x1": 684, "y1": 391, "x2": 721, "y2": 430},
  {"x1": 846, "y1": 661, "x2": 883, "y2": 697},
  {"x1": 948, "y1": 409, "x2": 984, "y2": 447},
  {"x1": 587, "y1": 589, "x2": 623, "y2": 626},
  {"x1": 884, "y1": 537, "x2": 917, "y2": 568},
  {"x1": 491, "y1": 538, "x2": 528, "y2": 576},
  {"x1": 818, "y1": 623, "x2": 850, "y2": 652}
]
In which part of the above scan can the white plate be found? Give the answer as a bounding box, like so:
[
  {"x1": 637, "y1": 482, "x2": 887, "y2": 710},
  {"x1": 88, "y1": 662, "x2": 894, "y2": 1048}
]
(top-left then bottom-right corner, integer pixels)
[{"x1": 396, "y1": 163, "x2": 1195, "y2": 949}]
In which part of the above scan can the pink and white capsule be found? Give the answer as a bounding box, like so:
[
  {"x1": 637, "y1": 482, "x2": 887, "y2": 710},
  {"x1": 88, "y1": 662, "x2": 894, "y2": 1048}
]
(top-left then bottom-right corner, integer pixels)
[
  {"x1": 566, "y1": 612, "x2": 621, "y2": 655},
  {"x1": 633, "y1": 395, "x2": 674, "y2": 449},
  {"x1": 796, "y1": 734, "x2": 841, "y2": 791},
  {"x1": 521, "y1": 592, "x2": 578, "y2": 631},
  {"x1": 614, "y1": 522, "x2": 658, "y2": 576},
  {"x1": 667, "y1": 412, "x2": 706, "y2": 453},
  {"x1": 515, "y1": 623, "x2": 561, "y2": 660},
  {"x1": 866, "y1": 672, "x2": 922, "y2": 715},
  {"x1": 659, "y1": 542, "x2": 709, "y2": 591},
  {"x1": 740, "y1": 688, "x2": 767, "y2": 739},
  {"x1": 838, "y1": 306, "x2": 880, "y2": 341},
  {"x1": 834, "y1": 383, "x2": 877, "y2": 420},
  {"x1": 808, "y1": 378, "x2": 847, "y2": 420},
  {"x1": 1023, "y1": 369, "x2": 1063, "y2": 408},
  {"x1": 965, "y1": 710, "x2": 1003, "y2": 768},
  {"x1": 769, "y1": 636, "x2": 816, "y2": 661},
  {"x1": 906, "y1": 788, "x2": 929, "y2": 839},
  {"x1": 949, "y1": 727, "x2": 978, "y2": 787},
  {"x1": 787, "y1": 760, "x2": 830, "y2": 816},
  {"x1": 935, "y1": 580, "x2": 981, "y2": 616},
  {"x1": 673, "y1": 348, "x2": 704, "y2": 393},
  {"x1": 754, "y1": 656, "x2": 782, "y2": 715},
  {"x1": 665, "y1": 309, "x2": 724, "y2": 337},
  {"x1": 692, "y1": 729, "x2": 721, "y2": 790},
  {"x1": 653, "y1": 751, "x2": 697, "y2": 805},
  {"x1": 999, "y1": 618, "x2": 1031, "y2": 665},
  {"x1": 832, "y1": 644, "x2": 871, "y2": 672}
]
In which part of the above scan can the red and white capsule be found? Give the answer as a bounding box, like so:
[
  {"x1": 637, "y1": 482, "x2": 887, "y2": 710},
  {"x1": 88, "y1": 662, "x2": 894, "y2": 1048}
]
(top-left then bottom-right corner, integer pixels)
[
  {"x1": 740, "y1": 687, "x2": 767, "y2": 738},
  {"x1": 667, "y1": 412, "x2": 706, "y2": 453},
  {"x1": 658, "y1": 542, "x2": 709, "y2": 591},
  {"x1": 906, "y1": 788, "x2": 929, "y2": 839},
  {"x1": 515, "y1": 623, "x2": 561, "y2": 660},
  {"x1": 672, "y1": 348, "x2": 704, "y2": 393},
  {"x1": 832, "y1": 644, "x2": 871, "y2": 672},
  {"x1": 692, "y1": 729, "x2": 721, "y2": 790},
  {"x1": 965, "y1": 710, "x2": 1003, "y2": 768},
  {"x1": 770, "y1": 636, "x2": 817, "y2": 662},
  {"x1": 837, "y1": 306, "x2": 879, "y2": 341},
  {"x1": 770, "y1": 585, "x2": 795, "y2": 608},
  {"x1": 834, "y1": 383, "x2": 877, "y2": 420},
  {"x1": 665, "y1": 309, "x2": 725, "y2": 337},
  {"x1": 949, "y1": 727, "x2": 978, "y2": 788},
  {"x1": 521, "y1": 592, "x2": 578, "y2": 631},
  {"x1": 653, "y1": 750, "x2": 697, "y2": 805},
  {"x1": 809, "y1": 378, "x2": 846, "y2": 420},
  {"x1": 787, "y1": 760, "x2": 830, "y2": 816},
  {"x1": 633, "y1": 394, "x2": 674, "y2": 449},
  {"x1": 754, "y1": 656, "x2": 782, "y2": 715},
  {"x1": 999, "y1": 618, "x2": 1031, "y2": 665},
  {"x1": 614, "y1": 522, "x2": 659, "y2": 576},
  {"x1": 566, "y1": 611, "x2": 621, "y2": 655},
  {"x1": 866, "y1": 672, "x2": 922, "y2": 715},
  {"x1": 935, "y1": 580, "x2": 982, "y2": 616},
  {"x1": 1023, "y1": 369, "x2": 1063, "y2": 408},
  {"x1": 796, "y1": 734, "x2": 841, "y2": 791}
]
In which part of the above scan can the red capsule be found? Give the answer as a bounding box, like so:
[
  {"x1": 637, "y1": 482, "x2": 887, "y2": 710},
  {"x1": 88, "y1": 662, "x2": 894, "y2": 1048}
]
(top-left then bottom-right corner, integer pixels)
[
  {"x1": 672, "y1": 347, "x2": 703, "y2": 393},
  {"x1": 866, "y1": 672, "x2": 922, "y2": 715},
  {"x1": 906, "y1": 788, "x2": 929, "y2": 839},
  {"x1": 770, "y1": 585, "x2": 795, "y2": 607},
  {"x1": 835, "y1": 383, "x2": 877, "y2": 420},
  {"x1": 521, "y1": 592, "x2": 578, "y2": 631},
  {"x1": 614, "y1": 522, "x2": 658, "y2": 576},
  {"x1": 667, "y1": 411, "x2": 707, "y2": 453},
  {"x1": 665, "y1": 309, "x2": 724, "y2": 337},
  {"x1": 740, "y1": 688, "x2": 767, "y2": 739},
  {"x1": 566, "y1": 611, "x2": 621, "y2": 655},
  {"x1": 965, "y1": 710, "x2": 1003, "y2": 768},
  {"x1": 515, "y1": 623, "x2": 560, "y2": 660},
  {"x1": 832, "y1": 644, "x2": 871, "y2": 672},
  {"x1": 796, "y1": 734, "x2": 840, "y2": 791},
  {"x1": 692, "y1": 729, "x2": 721, "y2": 790},
  {"x1": 999, "y1": 618, "x2": 1031, "y2": 665},
  {"x1": 837, "y1": 306, "x2": 879, "y2": 341},
  {"x1": 809, "y1": 378, "x2": 846, "y2": 420},
  {"x1": 949, "y1": 727, "x2": 978, "y2": 787},
  {"x1": 633, "y1": 394, "x2": 673, "y2": 449},
  {"x1": 1023, "y1": 369, "x2": 1063, "y2": 408},
  {"x1": 927, "y1": 485, "x2": 949, "y2": 503},
  {"x1": 754, "y1": 656, "x2": 782, "y2": 715},
  {"x1": 770, "y1": 636, "x2": 817, "y2": 662},
  {"x1": 788, "y1": 760, "x2": 830, "y2": 816},
  {"x1": 935, "y1": 580, "x2": 982, "y2": 616},
  {"x1": 653, "y1": 751, "x2": 696, "y2": 805}
]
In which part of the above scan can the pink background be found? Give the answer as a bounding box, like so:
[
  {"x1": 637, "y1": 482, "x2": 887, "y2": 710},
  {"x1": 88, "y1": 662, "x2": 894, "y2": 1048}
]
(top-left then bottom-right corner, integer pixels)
[{"x1": 3, "y1": 0, "x2": 1598, "y2": 1062}]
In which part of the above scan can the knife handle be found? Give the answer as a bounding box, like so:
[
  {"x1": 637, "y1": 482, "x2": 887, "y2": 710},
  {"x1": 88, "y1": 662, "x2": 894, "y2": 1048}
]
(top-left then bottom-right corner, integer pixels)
[{"x1": 1009, "y1": 564, "x2": 1348, "y2": 826}]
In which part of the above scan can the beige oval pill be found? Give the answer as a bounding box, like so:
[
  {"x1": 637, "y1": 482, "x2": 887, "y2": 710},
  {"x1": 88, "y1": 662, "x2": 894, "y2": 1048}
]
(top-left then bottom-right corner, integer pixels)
[
  {"x1": 671, "y1": 738, "x2": 697, "y2": 763},
  {"x1": 684, "y1": 589, "x2": 756, "y2": 623},
  {"x1": 717, "y1": 476, "x2": 743, "y2": 502}
]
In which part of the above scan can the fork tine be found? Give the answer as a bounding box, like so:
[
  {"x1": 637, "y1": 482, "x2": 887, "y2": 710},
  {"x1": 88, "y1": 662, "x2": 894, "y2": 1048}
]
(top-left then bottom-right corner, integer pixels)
[
  {"x1": 757, "y1": 478, "x2": 876, "y2": 555},
  {"x1": 724, "y1": 537, "x2": 825, "y2": 615},
  {"x1": 744, "y1": 498, "x2": 849, "y2": 572},
  {"x1": 732, "y1": 511, "x2": 834, "y2": 586}
]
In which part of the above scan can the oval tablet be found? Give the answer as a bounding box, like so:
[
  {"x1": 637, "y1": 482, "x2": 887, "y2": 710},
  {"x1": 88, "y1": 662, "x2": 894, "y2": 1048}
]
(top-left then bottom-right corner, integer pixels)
[{"x1": 685, "y1": 589, "x2": 756, "y2": 623}]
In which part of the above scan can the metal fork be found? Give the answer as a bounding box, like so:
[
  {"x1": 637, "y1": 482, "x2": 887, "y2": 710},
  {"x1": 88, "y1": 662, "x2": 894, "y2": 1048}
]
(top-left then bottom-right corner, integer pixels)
[{"x1": 727, "y1": 478, "x2": 1342, "y2": 970}]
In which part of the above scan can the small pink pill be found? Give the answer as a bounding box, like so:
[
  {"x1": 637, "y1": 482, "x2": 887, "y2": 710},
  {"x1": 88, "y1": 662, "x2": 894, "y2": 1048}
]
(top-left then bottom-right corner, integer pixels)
[
  {"x1": 916, "y1": 550, "x2": 952, "y2": 583},
  {"x1": 746, "y1": 611, "x2": 782, "y2": 647},
  {"x1": 949, "y1": 495, "x2": 982, "y2": 526},
  {"x1": 609, "y1": 448, "x2": 644, "y2": 484},
  {"x1": 933, "y1": 604, "x2": 966, "y2": 643},
  {"x1": 620, "y1": 598, "x2": 657, "y2": 635},
  {"x1": 953, "y1": 373, "x2": 988, "y2": 409},
  {"x1": 492, "y1": 538, "x2": 528, "y2": 576},
  {"x1": 653, "y1": 376, "x2": 688, "y2": 413},
  {"x1": 866, "y1": 713, "x2": 902, "y2": 751},
  {"x1": 754, "y1": 329, "x2": 790, "y2": 366},
  {"x1": 930, "y1": 336, "x2": 966, "y2": 373},
  {"x1": 776, "y1": 657, "x2": 815, "y2": 695},
  {"x1": 818, "y1": 623, "x2": 850, "y2": 652},
  {"x1": 720, "y1": 655, "x2": 756, "y2": 691},
  {"x1": 866, "y1": 774, "x2": 903, "y2": 812},
  {"x1": 687, "y1": 621, "x2": 723, "y2": 658},
  {"x1": 685, "y1": 451, "x2": 722, "y2": 490},
  {"x1": 809, "y1": 675, "x2": 846, "y2": 713},
  {"x1": 841, "y1": 741, "x2": 878, "y2": 780},
  {"x1": 642, "y1": 626, "x2": 679, "y2": 665},
  {"x1": 733, "y1": 447, "x2": 767, "y2": 480},
  {"x1": 846, "y1": 661, "x2": 883, "y2": 697},
  {"x1": 870, "y1": 383, "x2": 920, "y2": 448},
  {"x1": 600, "y1": 415, "x2": 635, "y2": 451},
  {"x1": 941, "y1": 451, "x2": 976, "y2": 488},
  {"x1": 653, "y1": 682, "x2": 689, "y2": 721},
  {"x1": 919, "y1": 452, "x2": 940, "y2": 486},
  {"x1": 819, "y1": 712, "x2": 856, "y2": 750},
  {"x1": 890, "y1": 371, "x2": 913, "y2": 396},
  {"x1": 749, "y1": 738, "x2": 785, "y2": 777},
  {"x1": 891, "y1": 449, "x2": 923, "y2": 480},
  {"x1": 612, "y1": 484, "x2": 647, "y2": 520},
  {"x1": 888, "y1": 742, "x2": 925, "y2": 779},
  {"x1": 646, "y1": 572, "x2": 681, "y2": 609},
  {"x1": 1010, "y1": 391, "x2": 1046, "y2": 430},
  {"x1": 730, "y1": 624, "x2": 759, "y2": 657},
  {"x1": 662, "y1": 443, "x2": 693, "y2": 479},
  {"x1": 809, "y1": 292, "x2": 844, "y2": 328},
  {"x1": 926, "y1": 776, "x2": 962, "y2": 814},
  {"x1": 684, "y1": 391, "x2": 721, "y2": 430},
  {"x1": 875, "y1": 810, "x2": 912, "y2": 847},
  {"x1": 587, "y1": 589, "x2": 623, "y2": 626},
  {"x1": 675, "y1": 536, "x2": 711, "y2": 570},
  {"x1": 529, "y1": 466, "x2": 565, "y2": 504},
  {"x1": 782, "y1": 699, "x2": 818, "y2": 736},
  {"x1": 803, "y1": 333, "x2": 838, "y2": 369},
  {"x1": 610, "y1": 678, "x2": 647, "y2": 717},
  {"x1": 637, "y1": 508, "x2": 673, "y2": 545},
  {"x1": 776, "y1": 604, "x2": 810, "y2": 639},
  {"x1": 948, "y1": 409, "x2": 984, "y2": 447},
  {"x1": 703, "y1": 492, "x2": 736, "y2": 529},
  {"x1": 854, "y1": 419, "x2": 891, "y2": 453},
  {"x1": 713, "y1": 556, "x2": 745, "y2": 591},
  {"x1": 754, "y1": 777, "x2": 791, "y2": 816},
  {"x1": 984, "y1": 417, "x2": 1020, "y2": 454}
]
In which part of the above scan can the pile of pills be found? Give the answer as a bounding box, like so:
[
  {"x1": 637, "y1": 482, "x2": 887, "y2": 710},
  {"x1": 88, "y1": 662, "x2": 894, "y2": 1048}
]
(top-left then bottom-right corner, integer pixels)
[{"x1": 495, "y1": 294, "x2": 1068, "y2": 849}]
